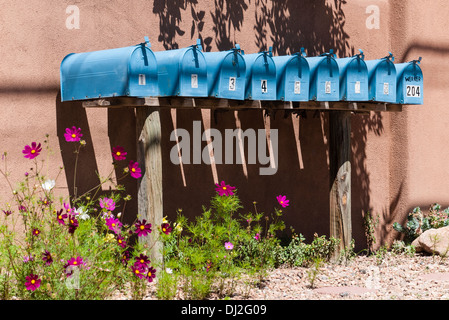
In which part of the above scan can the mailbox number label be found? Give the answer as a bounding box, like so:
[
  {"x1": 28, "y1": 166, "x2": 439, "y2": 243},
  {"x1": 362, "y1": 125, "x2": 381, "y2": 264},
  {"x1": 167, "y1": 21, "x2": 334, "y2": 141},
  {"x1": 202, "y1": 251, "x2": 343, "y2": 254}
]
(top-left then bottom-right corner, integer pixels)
[
  {"x1": 261, "y1": 80, "x2": 267, "y2": 93},
  {"x1": 294, "y1": 81, "x2": 301, "y2": 94},
  {"x1": 191, "y1": 74, "x2": 198, "y2": 88},
  {"x1": 229, "y1": 77, "x2": 236, "y2": 91},
  {"x1": 325, "y1": 81, "x2": 331, "y2": 94},
  {"x1": 383, "y1": 83, "x2": 389, "y2": 95},
  {"x1": 406, "y1": 85, "x2": 421, "y2": 97},
  {"x1": 138, "y1": 74, "x2": 146, "y2": 86},
  {"x1": 355, "y1": 81, "x2": 361, "y2": 94}
]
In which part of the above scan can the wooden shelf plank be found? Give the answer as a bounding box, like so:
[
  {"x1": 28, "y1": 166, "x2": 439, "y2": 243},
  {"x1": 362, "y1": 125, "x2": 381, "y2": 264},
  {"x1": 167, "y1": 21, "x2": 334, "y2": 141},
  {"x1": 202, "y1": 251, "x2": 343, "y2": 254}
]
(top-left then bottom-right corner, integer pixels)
[{"x1": 81, "y1": 97, "x2": 405, "y2": 112}]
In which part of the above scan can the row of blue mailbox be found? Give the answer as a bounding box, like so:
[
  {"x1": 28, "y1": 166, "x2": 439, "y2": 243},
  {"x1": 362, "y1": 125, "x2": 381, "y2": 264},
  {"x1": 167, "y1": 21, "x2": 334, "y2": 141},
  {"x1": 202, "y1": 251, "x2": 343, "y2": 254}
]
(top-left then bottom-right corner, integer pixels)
[{"x1": 60, "y1": 38, "x2": 423, "y2": 105}]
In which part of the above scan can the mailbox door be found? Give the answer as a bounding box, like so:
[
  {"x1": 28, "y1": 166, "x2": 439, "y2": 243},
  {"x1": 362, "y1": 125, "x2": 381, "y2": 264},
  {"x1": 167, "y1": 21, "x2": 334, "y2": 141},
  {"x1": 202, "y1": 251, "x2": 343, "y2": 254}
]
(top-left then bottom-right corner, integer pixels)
[
  {"x1": 337, "y1": 57, "x2": 369, "y2": 101},
  {"x1": 244, "y1": 53, "x2": 277, "y2": 100},
  {"x1": 307, "y1": 56, "x2": 339, "y2": 101},
  {"x1": 154, "y1": 49, "x2": 182, "y2": 96},
  {"x1": 179, "y1": 47, "x2": 208, "y2": 97},
  {"x1": 366, "y1": 59, "x2": 396, "y2": 103},
  {"x1": 273, "y1": 55, "x2": 310, "y2": 101},
  {"x1": 217, "y1": 52, "x2": 246, "y2": 100},
  {"x1": 127, "y1": 45, "x2": 158, "y2": 97},
  {"x1": 396, "y1": 62, "x2": 423, "y2": 104},
  {"x1": 204, "y1": 50, "x2": 246, "y2": 100}
]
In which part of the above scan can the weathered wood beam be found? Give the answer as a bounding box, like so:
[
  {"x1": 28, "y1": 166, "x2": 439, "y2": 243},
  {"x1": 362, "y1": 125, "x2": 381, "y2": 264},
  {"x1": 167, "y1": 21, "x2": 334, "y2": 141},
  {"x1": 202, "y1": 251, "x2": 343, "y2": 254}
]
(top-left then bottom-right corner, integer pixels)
[
  {"x1": 329, "y1": 111, "x2": 352, "y2": 260},
  {"x1": 82, "y1": 97, "x2": 404, "y2": 113},
  {"x1": 136, "y1": 107, "x2": 163, "y2": 268}
]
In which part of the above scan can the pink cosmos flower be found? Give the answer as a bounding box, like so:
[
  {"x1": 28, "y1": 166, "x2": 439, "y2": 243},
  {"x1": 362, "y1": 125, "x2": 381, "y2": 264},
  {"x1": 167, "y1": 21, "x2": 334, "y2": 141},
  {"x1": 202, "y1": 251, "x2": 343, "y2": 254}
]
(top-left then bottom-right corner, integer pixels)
[
  {"x1": 224, "y1": 242, "x2": 234, "y2": 250},
  {"x1": 161, "y1": 223, "x2": 172, "y2": 235},
  {"x1": 64, "y1": 202, "x2": 74, "y2": 214},
  {"x1": 146, "y1": 266, "x2": 156, "y2": 283},
  {"x1": 215, "y1": 181, "x2": 236, "y2": 196},
  {"x1": 112, "y1": 146, "x2": 127, "y2": 161},
  {"x1": 128, "y1": 161, "x2": 142, "y2": 179},
  {"x1": 276, "y1": 195, "x2": 290, "y2": 208},
  {"x1": 56, "y1": 209, "x2": 67, "y2": 225},
  {"x1": 22, "y1": 142, "x2": 42, "y2": 160},
  {"x1": 105, "y1": 216, "x2": 122, "y2": 234},
  {"x1": 99, "y1": 197, "x2": 116, "y2": 211},
  {"x1": 116, "y1": 235, "x2": 127, "y2": 248},
  {"x1": 25, "y1": 274, "x2": 41, "y2": 291},
  {"x1": 64, "y1": 126, "x2": 83, "y2": 142},
  {"x1": 67, "y1": 256, "x2": 84, "y2": 267},
  {"x1": 135, "y1": 219, "x2": 152, "y2": 237}
]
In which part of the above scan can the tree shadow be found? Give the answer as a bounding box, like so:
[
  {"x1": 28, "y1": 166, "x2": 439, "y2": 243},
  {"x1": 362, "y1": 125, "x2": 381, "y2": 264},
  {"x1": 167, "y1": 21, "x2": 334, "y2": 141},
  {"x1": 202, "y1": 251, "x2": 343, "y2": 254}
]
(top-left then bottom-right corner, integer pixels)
[{"x1": 151, "y1": 0, "x2": 384, "y2": 250}]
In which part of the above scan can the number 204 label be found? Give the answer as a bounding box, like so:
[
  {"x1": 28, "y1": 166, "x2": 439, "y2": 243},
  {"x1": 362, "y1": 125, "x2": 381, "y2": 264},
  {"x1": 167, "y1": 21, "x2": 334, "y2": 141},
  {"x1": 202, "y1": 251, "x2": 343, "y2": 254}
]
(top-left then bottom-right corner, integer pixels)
[{"x1": 406, "y1": 85, "x2": 421, "y2": 97}]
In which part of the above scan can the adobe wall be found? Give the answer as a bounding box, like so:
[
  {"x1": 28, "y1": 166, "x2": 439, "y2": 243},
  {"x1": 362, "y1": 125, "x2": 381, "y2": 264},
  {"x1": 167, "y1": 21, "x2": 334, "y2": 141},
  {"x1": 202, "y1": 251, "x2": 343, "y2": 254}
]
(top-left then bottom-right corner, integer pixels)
[{"x1": 0, "y1": 0, "x2": 446, "y2": 250}]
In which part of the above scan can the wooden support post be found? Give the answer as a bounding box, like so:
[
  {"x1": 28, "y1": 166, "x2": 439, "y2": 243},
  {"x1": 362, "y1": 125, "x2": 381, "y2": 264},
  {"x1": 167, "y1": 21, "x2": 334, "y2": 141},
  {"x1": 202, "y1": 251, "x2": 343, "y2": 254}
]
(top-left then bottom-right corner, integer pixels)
[
  {"x1": 136, "y1": 107, "x2": 163, "y2": 268},
  {"x1": 329, "y1": 111, "x2": 352, "y2": 260}
]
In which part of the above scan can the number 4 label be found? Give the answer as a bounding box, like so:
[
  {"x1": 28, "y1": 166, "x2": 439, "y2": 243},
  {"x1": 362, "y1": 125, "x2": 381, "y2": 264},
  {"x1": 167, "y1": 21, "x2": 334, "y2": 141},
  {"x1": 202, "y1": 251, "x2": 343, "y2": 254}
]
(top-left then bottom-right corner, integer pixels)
[{"x1": 261, "y1": 80, "x2": 267, "y2": 93}]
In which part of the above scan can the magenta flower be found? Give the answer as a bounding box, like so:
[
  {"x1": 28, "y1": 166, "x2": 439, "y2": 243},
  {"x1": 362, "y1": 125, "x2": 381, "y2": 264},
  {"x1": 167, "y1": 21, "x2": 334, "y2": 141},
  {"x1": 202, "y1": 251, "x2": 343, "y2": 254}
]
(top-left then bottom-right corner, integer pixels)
[
  {"x1": 224, "y1": 242, "x2": 234, "y2": 250},
  {"x1": 116, "y1": 235, "x2": 127, "y2": 248},
  {"x1": 276, "y1": 195, "x2": 290, "y2": 208},
  {"x1": 64, "y1": 126, "x2": 83, "y2": 142},
  {"x1": 42, "y1": 250, "x2": 53, "y2": 266},
  {"x1": 254, "y1": 233, "x2": 261, "y2": 241},
  {"x1": 135, "y1": 219, "x2": 152, "y2": 237},
  {"x1": 121, "y1": 250, "x2": 131, "y2": 265},
  {"x1": 25, "y1": 274, "x2": 41, "y2": 291},
  {"x1": 32, "y1": 228, "x2": 41, "y2": 237},
  {"x1": 2, "y1": 210, "x2": 12, "y2": 216},
  {"x1": 67, "y1": 256, "x2": 84, "y2": 267},
  {"x1": 112, "y1": 146, "x2": 127, "y2": 161},
  {"x1": 134, "y1": 254, "x2": 150, "y2": 269},
  {"x1": 56, "y1": 209, "x2": 67, "y2": 225},
  {"x1": 64, "y1": 202, "x2": 74, "y2": 214},
  {"x1": 146, "y1": 266, "x2": 156, "y2": 283},
  {"x1": 99, "y1": 197, "x2": 115, "y2": 211},
  {"x1": 215, "y1": 181, "x2": 236, "y2": 196},
  {"x1": 161, "y1": 223, "x2": 172, "y2": 235},
  {"x1": 128, "y1": 161, "x2": 142, "y2": 179},
  {"x1": 68, "y1": 215, "x2": 79, "y2": 234},
  {"x1": 22, "y1": 142, "x2": 42, "y2": 160},
  {"x1": 105, "y1": 216, "x2": 122, "y2": 234},
  {"x1": 131, "y1": 265, "x2": 146, "y2": 279}
]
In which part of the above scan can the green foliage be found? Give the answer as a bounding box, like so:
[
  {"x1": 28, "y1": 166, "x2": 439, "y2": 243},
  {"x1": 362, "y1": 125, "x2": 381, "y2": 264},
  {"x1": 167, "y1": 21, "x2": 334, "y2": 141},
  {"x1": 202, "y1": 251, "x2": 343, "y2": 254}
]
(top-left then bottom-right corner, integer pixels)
[
  {"x1": 393, "y1": 204, "x2": 449, "y2": 244},
  {"x1": 0, "y1": 134, "x2": 160, "y2": 300}
]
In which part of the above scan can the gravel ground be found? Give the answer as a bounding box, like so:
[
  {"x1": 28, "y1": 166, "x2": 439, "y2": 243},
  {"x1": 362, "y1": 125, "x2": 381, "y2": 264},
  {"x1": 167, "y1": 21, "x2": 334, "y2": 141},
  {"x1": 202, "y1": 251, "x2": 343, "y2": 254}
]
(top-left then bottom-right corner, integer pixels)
[{"x1": 112, "y1": 253, "x2": 449, "y2": 300}]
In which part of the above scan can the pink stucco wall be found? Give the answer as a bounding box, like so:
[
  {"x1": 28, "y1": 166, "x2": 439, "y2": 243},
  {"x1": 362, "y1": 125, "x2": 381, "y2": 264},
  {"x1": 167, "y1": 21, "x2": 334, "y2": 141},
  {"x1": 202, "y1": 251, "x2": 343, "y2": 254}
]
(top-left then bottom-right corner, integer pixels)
[{"x1": 0, "y1": 0, "x2": 447, "y2": 250}]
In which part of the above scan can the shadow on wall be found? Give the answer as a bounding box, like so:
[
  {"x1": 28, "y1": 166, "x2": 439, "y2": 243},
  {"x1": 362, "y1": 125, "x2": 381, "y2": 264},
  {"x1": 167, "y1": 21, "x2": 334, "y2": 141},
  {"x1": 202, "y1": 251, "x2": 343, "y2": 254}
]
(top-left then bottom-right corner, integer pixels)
[
  {"x1": 55, "y1": 93, "x2": 138, "y2": 227},
  {"x1": 149, "y1": 0, "x2": 385, "y2": 249}
]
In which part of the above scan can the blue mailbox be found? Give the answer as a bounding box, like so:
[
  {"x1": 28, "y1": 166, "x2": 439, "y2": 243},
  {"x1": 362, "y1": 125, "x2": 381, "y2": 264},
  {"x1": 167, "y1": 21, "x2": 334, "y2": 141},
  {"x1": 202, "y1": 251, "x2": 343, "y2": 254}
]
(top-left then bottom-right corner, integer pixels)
[
  {"x1": 306, "y1": 50, "x2": 340, "y2": 101},
  {"x1": 203, "y1": 45, "x2": 246, "y2": 100},
  {"x1": 365, "y1": 52, "x2": 396, "y2": 103},
  {"x1": 395, "y1": 57, "x2": 423, "y2": 105},
  {"x1": 60, "y1": 37, "x2": 158, "y2": 101},
  {"x1": 272, "y1": 48, "x2": 310, "y2": 101},
  {"x1": 154, "y1": 39, "x2": 208, "y2": 97},
  {"x1": 242, "y1": 47, "x2": 277, "y2": 100},
  {"x1": 336, "y1": 50, "x2": 369, "y2": 101}
]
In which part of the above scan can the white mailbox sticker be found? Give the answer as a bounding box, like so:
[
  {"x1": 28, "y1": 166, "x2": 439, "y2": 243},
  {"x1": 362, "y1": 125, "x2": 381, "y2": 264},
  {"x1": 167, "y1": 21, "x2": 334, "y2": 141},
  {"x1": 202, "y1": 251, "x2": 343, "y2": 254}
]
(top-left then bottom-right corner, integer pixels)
[
  {"x1": 294, "y1": 81, "x2": 301, "y2": 94},
  {"x1": 355, "y1": 81, "x2": 361, "y2": 94},
  {"x1": 406, "y1": 85, "x2": 421, "y2": 97},
  {"x1": 138, "y1": 74, "x2": 146, "y2": 86},
  {"x1": 325, "y1": 81, "x2": 331, "y2": 94},
  {"x1": 383, "y1": 82, "x2": 389, "y2": 95},
  {"x1": 191, "y1": 74, "x2": 198, "y2": 88},
  {"x1": 229, "y1": 77, "x2": 236, "y2": 91},
  {"x1": 261, "y1": 80, "x2": 267, "y2": 93}
]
